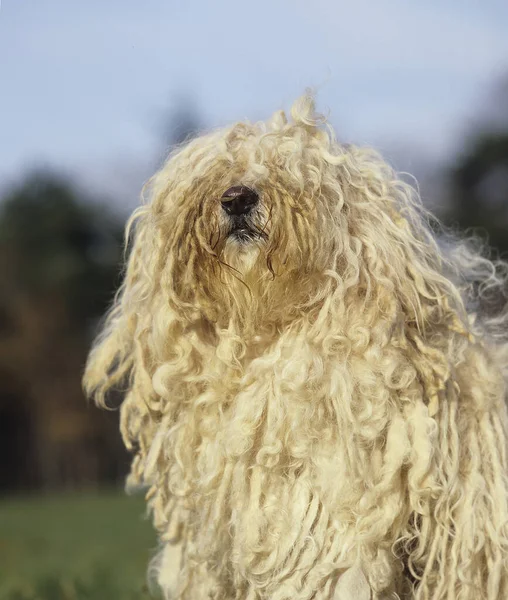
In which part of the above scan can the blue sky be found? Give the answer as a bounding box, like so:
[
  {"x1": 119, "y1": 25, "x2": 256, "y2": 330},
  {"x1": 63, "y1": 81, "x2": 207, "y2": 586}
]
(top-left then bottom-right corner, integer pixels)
[{"x1": 1, "y1": 0, "x2": 508, "y2": 210}]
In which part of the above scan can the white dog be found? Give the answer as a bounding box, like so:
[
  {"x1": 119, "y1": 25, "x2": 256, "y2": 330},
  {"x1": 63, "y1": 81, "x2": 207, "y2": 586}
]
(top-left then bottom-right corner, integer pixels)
[{"x1": 84, "y1": 95, "x2": 508, "y2": 599}]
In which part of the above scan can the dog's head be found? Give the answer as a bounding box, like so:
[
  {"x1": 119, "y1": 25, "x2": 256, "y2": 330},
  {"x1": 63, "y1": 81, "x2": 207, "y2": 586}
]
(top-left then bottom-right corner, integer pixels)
[
  {"x1": 133, "y1": 95, "x2": 350, "y2": 327},
  {"x1": 110, "y1": 94, "x2": 448, "y2": 333}
]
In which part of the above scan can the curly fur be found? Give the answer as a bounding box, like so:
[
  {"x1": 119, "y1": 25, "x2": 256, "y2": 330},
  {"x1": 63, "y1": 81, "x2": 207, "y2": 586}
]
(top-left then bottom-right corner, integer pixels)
[{"x1": 83, "y1": 94, "x2": 508, "y2": 599}]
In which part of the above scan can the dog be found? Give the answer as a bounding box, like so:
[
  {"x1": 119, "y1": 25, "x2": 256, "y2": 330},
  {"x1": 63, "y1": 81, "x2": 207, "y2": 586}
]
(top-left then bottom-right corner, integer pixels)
[{"x1": 84, "y1": 94, "x2": 508, "y2": 599}]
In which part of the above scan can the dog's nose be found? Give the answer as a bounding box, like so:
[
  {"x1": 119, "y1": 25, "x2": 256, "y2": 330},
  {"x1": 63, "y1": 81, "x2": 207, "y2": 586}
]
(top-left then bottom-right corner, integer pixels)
[{"x1": 220, "y1": 186, "x2": 258, "y2": 216}]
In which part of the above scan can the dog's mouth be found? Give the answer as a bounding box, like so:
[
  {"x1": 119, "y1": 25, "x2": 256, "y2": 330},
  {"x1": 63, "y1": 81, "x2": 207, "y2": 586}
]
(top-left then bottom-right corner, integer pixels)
[{"x1": 228, "y1": 217, "x2": 266, "y2": 243}]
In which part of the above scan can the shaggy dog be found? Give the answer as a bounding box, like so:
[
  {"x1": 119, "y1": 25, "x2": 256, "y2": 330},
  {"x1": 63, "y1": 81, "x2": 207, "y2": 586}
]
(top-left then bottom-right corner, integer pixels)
[{"x1": 84, "y1": 95, "x2": 508, "y2": 599}]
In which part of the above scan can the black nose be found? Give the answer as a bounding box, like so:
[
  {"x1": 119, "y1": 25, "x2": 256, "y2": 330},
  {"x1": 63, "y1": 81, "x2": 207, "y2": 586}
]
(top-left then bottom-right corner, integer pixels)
[{"x1": 220, "y1": 186, "x2": 258, "y2": 216}]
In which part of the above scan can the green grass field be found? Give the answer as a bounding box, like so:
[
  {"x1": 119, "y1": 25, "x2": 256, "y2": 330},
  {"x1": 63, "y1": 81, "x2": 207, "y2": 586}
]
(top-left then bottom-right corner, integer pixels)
[{"x1": 0, "y1": 491, "x2": 158, "y2": 600}]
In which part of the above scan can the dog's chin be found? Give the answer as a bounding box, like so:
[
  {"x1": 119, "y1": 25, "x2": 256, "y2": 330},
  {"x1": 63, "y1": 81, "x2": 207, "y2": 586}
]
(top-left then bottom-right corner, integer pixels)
[{"x1": 223, "y1": 227, "x2": 264, "y2": 273}]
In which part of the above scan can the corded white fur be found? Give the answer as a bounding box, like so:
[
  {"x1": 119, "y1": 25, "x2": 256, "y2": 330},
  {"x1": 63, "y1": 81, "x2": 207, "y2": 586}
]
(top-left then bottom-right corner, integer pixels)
[{"x1": 84, "y1": 93, "x2": 508, "y2": 599}]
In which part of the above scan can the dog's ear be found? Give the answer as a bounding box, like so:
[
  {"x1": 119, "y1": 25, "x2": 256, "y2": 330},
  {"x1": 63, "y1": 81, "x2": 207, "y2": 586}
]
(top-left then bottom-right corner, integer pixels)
[
  {"x1": 82, "y1": 205, "x2": 153, "y2": 410},
  {"x1": 331, "y1": 148, "x2": 508, "y2": 595},
  {"x1": 401, "y1": 340, "x2": 508, "y2": 597}
]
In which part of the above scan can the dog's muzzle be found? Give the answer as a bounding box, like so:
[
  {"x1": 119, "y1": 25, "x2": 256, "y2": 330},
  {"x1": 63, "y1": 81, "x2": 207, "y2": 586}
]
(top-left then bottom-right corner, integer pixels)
[{"x1": 221, "y1": 186, "x2": 262, "y2": 242}]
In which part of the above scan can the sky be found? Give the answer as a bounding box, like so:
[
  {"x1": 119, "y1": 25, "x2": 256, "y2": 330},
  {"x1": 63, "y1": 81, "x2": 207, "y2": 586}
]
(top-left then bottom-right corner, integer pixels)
[{"x1": 1, "y1": 0, "x2": 508, "y2": 211}]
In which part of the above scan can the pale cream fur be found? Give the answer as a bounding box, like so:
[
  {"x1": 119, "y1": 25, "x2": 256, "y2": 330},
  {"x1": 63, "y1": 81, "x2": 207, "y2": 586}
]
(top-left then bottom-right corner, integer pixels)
[{"x1": 84, "y1": 94, "x2": 508, "y2": 599}]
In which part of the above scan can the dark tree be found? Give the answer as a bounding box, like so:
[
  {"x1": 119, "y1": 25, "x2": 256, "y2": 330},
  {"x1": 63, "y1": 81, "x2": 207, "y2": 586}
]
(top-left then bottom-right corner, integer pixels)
[
  {"x1": 0, "y1": 172, "x2": 128, "y2": 491},
  {"x1": 446, "y1": 132, "x2": 508, "y2": 257}
]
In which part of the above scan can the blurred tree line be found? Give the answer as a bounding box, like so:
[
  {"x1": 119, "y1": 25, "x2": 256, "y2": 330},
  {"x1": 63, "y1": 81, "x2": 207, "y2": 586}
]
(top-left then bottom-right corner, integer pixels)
[
  {"x1": 0, "y1": 174, "x2": 128, "y2": 491},
  {"x1": 0, "y1": 95, "x2": 506, "y2": 493},
  {"x1": 443, "y1": 76, "x2": 508, "y2": 255},
  {"x1": 446, "y1": 133, "x2": 508, "y2": 254}
]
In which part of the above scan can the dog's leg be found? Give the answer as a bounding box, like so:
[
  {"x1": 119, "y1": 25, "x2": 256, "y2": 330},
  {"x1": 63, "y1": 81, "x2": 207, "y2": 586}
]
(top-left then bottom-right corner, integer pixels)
[{"x1": 154, "y1": 542, "x2": 183, "y2": 599}]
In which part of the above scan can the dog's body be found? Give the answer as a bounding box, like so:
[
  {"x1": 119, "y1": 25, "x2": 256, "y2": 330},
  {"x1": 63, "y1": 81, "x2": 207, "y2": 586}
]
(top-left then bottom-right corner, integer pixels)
[{"x1": 84, "y1": 96, "x2": 508, "y2": 599}]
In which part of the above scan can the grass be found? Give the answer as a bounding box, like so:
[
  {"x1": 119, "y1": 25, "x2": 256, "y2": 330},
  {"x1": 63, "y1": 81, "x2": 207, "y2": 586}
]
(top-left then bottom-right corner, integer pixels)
[{"x1": 0, "y1": 490, "x2": 158, "y2": 600}]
